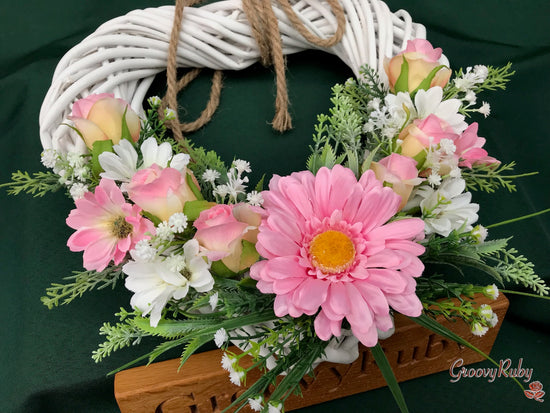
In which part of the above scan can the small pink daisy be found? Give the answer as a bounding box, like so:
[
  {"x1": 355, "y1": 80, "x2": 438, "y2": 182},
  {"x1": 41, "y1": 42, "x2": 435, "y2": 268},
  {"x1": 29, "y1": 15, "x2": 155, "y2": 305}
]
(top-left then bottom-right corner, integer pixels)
[
  {"x1": 250, "y1": 165, "x2": 425, "y2": 347},
  {"x1": 66, "y1": 178, "x2": 154, "y2": 271}
]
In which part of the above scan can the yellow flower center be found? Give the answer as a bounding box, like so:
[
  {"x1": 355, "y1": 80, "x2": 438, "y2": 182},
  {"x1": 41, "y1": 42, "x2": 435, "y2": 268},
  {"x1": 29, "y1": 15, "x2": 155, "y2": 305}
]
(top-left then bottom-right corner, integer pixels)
[
  {"x1": 111, "y1": 216, "x2": 133, "y2": 239},
  {"x1": 309, "y1": 230, "x2": 355, "y2": 274}
]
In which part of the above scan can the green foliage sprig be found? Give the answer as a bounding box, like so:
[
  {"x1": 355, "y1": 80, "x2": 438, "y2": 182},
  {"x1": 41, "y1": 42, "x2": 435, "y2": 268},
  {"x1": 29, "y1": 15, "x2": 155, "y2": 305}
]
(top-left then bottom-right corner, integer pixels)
[
  {"x1": 1, "y1": 170, "x2": 63, "y2": 197},
  {"x1": 462, "y1": 161, "x2": 538, "y2": 193},
  {"x1": 41, "y1": 266, "x2": 124, "y2": 309}
]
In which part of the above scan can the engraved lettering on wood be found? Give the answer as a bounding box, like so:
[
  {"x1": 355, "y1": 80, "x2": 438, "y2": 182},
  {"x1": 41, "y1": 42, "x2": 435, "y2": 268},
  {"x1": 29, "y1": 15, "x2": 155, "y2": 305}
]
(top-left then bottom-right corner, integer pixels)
[{"x1": 115, "y1": 293, "x2": 509, "y2": 413}]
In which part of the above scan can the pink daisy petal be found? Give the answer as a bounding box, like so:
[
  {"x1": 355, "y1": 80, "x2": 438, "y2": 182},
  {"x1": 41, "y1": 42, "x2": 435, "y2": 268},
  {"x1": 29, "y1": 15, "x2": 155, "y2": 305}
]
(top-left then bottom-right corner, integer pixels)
[
  {"x1": 292, "y1": 278, "x2": 328, "y2": 313},
  {"x1": 314, "y1": 310, "x2": 343, "y2": 340},
  {"x1": 66, "y1": 178, "x2": 153, "y2": 271},
  {"x1": 386, "y1": 292, "x2": 423, "y2": 317}
]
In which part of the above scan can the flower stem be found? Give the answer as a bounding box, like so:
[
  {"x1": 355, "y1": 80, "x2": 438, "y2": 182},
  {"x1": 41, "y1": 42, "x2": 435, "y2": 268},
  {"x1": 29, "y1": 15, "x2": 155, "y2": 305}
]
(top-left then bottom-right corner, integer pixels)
[{"x1": 486, "y1": 208, "x2": 550, "y2": 228}]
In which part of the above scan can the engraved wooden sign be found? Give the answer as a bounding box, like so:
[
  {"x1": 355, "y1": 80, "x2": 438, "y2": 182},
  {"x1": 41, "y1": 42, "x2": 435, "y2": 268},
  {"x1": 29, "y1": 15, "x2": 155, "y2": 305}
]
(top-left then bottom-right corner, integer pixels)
[{"x1": 114, "y1": 293, "x2": 509, "y2": 412}]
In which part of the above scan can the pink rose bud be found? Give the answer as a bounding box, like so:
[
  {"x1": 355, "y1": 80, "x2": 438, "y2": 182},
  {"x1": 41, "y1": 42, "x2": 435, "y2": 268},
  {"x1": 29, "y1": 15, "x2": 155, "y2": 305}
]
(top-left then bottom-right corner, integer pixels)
[
  {"x1": 370, "y1": 153, "x2": 423, "y2": 210},
  {"x1": 127, "y1": 165, "x2": 198, "y2": 222},
  {"x1": 384, "y1": 39, "x2": 452, "y2": 94},
  {"x1": 194, "y1": 203, "x2": 264, "y2": 273},
  {"x1": 399, "y1": 114, "x2": 458, "y2": 158},
  {"x1": 69, "y1": 93, "x2": 140, "y2": 149}
]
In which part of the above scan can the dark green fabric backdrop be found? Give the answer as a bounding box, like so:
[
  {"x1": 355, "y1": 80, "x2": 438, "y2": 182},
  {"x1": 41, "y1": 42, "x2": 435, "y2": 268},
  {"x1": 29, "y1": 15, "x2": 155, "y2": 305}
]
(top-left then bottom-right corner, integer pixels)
[{"x1": 1, "y1": 1, "x2": 549, "y2": 412}]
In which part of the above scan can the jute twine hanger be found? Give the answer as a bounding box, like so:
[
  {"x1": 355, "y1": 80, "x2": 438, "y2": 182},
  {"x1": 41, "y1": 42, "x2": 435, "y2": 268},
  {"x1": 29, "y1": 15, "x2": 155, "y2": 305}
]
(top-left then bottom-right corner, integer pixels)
[{"x1": 162, "y1": 0, "x2": 346, "y2": 147}]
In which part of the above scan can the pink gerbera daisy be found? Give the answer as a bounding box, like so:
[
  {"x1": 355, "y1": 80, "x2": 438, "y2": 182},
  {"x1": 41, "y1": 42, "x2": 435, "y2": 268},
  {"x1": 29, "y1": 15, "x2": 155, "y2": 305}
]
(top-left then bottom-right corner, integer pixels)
[
  {"x1": 66, "y1": 178, "x2": 154, "y2": 271},
  {"x1": 250, "y1": 165, "x2": 425, "y2": 347}
]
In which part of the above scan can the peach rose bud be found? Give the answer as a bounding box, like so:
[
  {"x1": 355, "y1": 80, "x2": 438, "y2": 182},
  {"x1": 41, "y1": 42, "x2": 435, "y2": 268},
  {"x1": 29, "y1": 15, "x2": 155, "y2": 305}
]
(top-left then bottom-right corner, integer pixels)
[{"x1": 70, "y1": 93, "x2": 140, "y2": 149}]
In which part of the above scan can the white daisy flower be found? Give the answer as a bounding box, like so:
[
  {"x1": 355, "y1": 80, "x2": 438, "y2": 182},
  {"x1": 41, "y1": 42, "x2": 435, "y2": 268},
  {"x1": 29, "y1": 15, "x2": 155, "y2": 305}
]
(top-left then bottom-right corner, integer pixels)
[
  {"x1": 214, "y1": 328, "x2": 228, "y2": 348},
  {"x1": 99, "y1": 137, "x2": 188, "y2": 183},
  {"x1": 202, "y1": 169, "x2": 221, "y2": 184},
  {"x1": 168, "y1": 212, "x2": 188, "y2": 233},
  {"x1": 268, "y1": 401, "x2": 283, "y2": 413},
  {"x1": 132, "y1": 239, "x2": 157, "y2": 262},
  {"x1": 477, "y1": 101, "x2": 491, "y2": 118},
  {"x1": 471, "y1": 321, "x2": 489, "y2": 337},
  {"x1": 164, "y1": 108, "x2": 176, "y2": 120},
  {"x1": 41, "y1": 149, "x2": 59, "y2": 169},
  {"x1": 484, "y1": 284, "x2": 499, "y2": 300},
  {"x1": 69, "y1": 182, "x2": 88, "y2": 200},
  {"x1": 221, "y1": 353, "x2": 236, "y2": 372},
  {"x1": 479, "y1": 304, "x2": 494, "y2": 321},
  {"x1": 247, "y1": 190, "x2": 264, "y2": 206},
  {"x1": 406, "y1": 178, "x2": 479, "y2": 237},
  {"x1": 248, "y1": 396, "x2": 264, "y2": 412},
  {"x1": 147, "y1": 96, "x2": 162, "y2": 107},
  {"x1": 124, "y1": 239, "x2": 213, "y2": 327},
  {"x1": 156, "y1": 221, "x2": 175, "y2": 241},
  {"x1": 414, "y1": 87, "x2": 468, "y2": 134},
  {"x1": 232, "y1": 159, "x2": 251, "y2": 174},
  {"x1": 209, "y1": 292, "x2": 219, "y2": 310},
  {"x1": 471, "y1": 225, "x2": 488, "y2": 243},
  {"x1": 229, "y1": 370, "x2": 245, "y2": 386},
  {"x1": 98, "y1": 139, "x2": 138, "y2": 182}
]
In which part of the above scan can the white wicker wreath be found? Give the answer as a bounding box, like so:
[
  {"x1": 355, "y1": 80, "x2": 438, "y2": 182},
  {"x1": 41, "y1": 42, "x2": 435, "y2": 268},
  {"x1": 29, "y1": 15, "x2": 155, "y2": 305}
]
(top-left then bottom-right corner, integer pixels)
[
  {"x1": 39, "y1": 0, "x2": 428, "y2": 156},
  {"x1": 38, "y1": 0, "x2": 430, "y2": 366}
]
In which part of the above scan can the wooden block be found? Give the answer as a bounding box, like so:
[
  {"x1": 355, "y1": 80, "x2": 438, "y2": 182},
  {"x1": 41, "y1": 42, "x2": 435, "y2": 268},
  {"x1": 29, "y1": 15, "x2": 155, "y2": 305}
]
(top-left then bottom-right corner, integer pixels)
[{"x1": 114, "y1": 293, "x2": 509, "y2": 412}]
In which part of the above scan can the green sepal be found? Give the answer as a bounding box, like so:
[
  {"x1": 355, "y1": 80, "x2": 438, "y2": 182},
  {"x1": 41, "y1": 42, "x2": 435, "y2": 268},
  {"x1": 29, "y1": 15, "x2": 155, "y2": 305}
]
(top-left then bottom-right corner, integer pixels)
[
  {"x1": 412, "y1": 149, "x2": 427, "y2": 169},
  {"x1": 141, "y1": 211, "x2": 162, "y2": 227},
  {"x1": 211, "y1": 259, "x2": 237, "y2": 278},
  {"x1": 186, "y1": 172, "x2": 204, "y2": 200},
  {"x1": 240, "y1": 239, "x2": 260, "y2": 270},
  {"x1": 183, "y1": 200, "x2": 215, "y2": 221},
  {"x1": 393, "y1": 56, "x2": 410, "y2": 93},
  {"x1": 411, "y1": 64, "x2": 447, "y2": 96},
  {"x1": 91, "y1": 139, "x2": 114, "y2": 177},
  {"x1": 120, "y1": 107, "x2": 133, "y2": 143}
]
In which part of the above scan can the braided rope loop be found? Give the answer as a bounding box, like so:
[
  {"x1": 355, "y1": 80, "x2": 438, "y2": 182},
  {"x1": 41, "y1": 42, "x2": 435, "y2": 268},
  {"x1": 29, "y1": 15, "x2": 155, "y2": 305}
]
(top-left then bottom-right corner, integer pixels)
[{"x1": 40, "y1": 0, "x2": 425, "y2": 154}]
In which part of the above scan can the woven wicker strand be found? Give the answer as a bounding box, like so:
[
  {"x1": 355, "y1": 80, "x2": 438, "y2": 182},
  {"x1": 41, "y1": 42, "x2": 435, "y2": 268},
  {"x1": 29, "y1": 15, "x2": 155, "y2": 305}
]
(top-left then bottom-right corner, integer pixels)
[{"x1": 39, "y1": 0, "x2": 426, "y2": 154}]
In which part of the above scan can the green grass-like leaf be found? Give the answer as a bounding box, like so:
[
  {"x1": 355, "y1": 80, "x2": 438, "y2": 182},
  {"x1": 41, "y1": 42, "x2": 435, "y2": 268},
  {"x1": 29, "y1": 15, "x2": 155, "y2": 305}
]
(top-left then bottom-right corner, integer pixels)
[{"x1": 371, "y1": 343, "x2": 409, "y2": 413}]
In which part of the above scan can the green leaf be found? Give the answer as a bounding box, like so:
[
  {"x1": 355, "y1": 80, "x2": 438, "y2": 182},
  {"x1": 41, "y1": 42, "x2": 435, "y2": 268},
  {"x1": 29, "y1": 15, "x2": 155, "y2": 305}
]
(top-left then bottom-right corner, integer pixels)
[
  {"x1": 411, "y1": 64, "x2": 448, "y2": 96},
  {"x1": 474, "y1": 238, "x2": 509, "y2": 255},
  {"x1": 254, "y1": 175, "x2": 265, "y2": 192},
  {"x1": 183, "y1": 200, "x2": 215, "y2": 221},
  {"x1": 133, "y1": 316, "x2": 220, "y2": 339},
  {"x1": 345, "y1": 150, "x2": 359, "y2": 177},
  {"x1": 211, "y1": 259, "x2": 237, "y2": 277},
  {"x1": 91, "y1": 139, "x2": 113, "y2": 177},
  {"x1": 179, "y1": 335, "x2": 213, "y2": 370},
  {"x1": 186, "y1": 172, "x2": 204, "y2": 200},
  {"x1": 317, "y1": 143, "x2": 337, "y2": 171},
  {"x1": 393, "y1": 56, "x2": 410, "y2": 93},
  {"x1": 371, "y1": 344, "x2": 409, "y2": 413},
  {"x1": 360, "y1": 143, "x2": 381, "y2": 173}
]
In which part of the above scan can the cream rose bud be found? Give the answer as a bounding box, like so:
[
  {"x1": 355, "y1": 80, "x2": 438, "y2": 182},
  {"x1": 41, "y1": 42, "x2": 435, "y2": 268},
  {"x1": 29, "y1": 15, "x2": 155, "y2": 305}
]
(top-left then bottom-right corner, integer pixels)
[
  {"x1": 384, "y1": 39, "x2": 452, "y2": 93},
  {"x1": 69, "y1": 93, "x2": 140, "y2": 149},
  {"x1": 127, "y1": 164, "x2": 198, "y2": 222}
]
